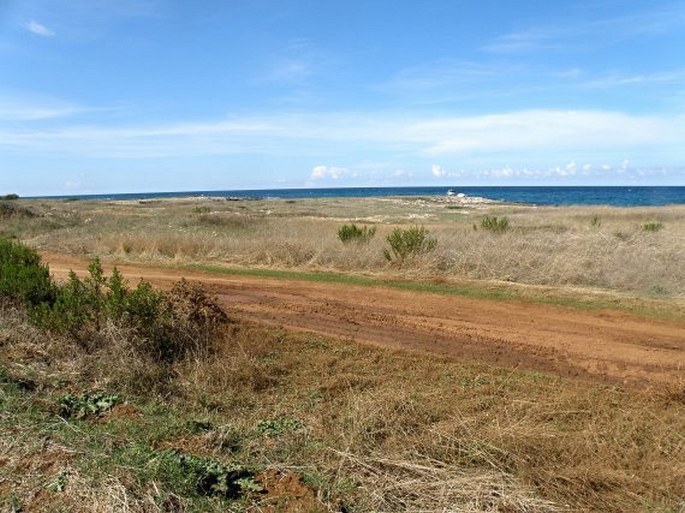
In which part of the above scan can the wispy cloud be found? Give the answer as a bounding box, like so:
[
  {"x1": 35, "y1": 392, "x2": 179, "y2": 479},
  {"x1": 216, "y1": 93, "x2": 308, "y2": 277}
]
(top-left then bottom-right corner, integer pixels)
[
  {"x1": 583, "y1": 69, "x2": 685, "y2": 89},
  {"x1": 22, "y1": 20, "x2": 56, "y2": 37},
  {"x1": 483, "y1": 29, "x2": 559, "y2": 54},
  {"x1": 382, "y1": 60, "x2": 497, "y2": 92},
  {"x1": 1, "y1": 110, "x2": 683, "y2": 165},
  {"x1": 483, "y1": 4, "x2": 685, "y2": 54},
  {"x1": 266, "y1": 59, "x2": 313, "y2": 82},
  {"x1": 0, "y1": 94, "x2": 100, "y2": 121}
]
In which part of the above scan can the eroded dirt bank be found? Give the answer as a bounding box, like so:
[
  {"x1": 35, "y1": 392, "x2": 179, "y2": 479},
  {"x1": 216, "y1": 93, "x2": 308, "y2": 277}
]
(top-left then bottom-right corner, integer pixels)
[{"x1": 44, "y1": 253, "x2": 685, "y2": 387}]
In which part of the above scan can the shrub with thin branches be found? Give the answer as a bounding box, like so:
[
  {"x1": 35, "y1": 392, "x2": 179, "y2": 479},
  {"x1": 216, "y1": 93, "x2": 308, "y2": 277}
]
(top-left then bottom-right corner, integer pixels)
[
  {"x1": 383, "y1": 225, "x2": 437, "y2": 262},
  {"x1": 480, "y1": 215, "x2": 510, "y2": 233},
  {"x1": 337, "y1": 223, "x2": 376, "y2": 244}
]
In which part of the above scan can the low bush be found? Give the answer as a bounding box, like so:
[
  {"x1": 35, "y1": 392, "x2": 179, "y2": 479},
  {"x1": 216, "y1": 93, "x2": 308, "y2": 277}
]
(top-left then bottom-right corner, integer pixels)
[
  {"x1": 480, "y1": 215, "x2": 510, "y2": 233},
  {"x1": 337, "y1": 223, "x2": 376, "y2": 244},
  {"x1": 0, "y1": 239, "x2": 227, "y2": 362},
  {"x1": 0, "y1": 237, "x2": 55, "y2": 307},
  {"x1": 641, "y1": 222, "x2": 663, "y2": 232},
  {"x1": 383, "y1": 225, "x2": 437, "y2": 262}
]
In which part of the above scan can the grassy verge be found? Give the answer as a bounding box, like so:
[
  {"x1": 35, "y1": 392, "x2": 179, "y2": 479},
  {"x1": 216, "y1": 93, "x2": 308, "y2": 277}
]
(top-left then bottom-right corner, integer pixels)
[{"x1": 187, "y1": 262, "x2": 685, "y2": 320}]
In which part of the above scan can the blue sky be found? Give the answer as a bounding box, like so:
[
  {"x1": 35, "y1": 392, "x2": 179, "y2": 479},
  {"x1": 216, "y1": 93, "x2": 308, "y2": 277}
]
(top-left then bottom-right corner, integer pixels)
[{"x1": 1, "y1": 0, "x2": 684, "y2": 195}]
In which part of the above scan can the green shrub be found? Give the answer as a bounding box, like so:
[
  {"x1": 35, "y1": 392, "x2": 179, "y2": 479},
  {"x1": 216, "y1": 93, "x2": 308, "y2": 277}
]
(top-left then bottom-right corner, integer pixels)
[
  {"x1": 383, "y1": 225, "x2": 437, "y2": 262},
  {"x1": 25, "y1": 255, "x2": 227, "y2": 361},
  {"x1": 641, "y1": 222, "x2": 663, "y2": 232},
  {"x1": 480, "y1": 216, "x2": 510, "y2": 233},
  {"x1": 337, "y1": 223, "x2": 376, "y2": 244},
  {"x1": 193, "y1": 206, "x2": 211, "y2": 214},
  {"x1": 1, "y1": 239, "x2": 227, "y2": 362},
  {"x1": 0, "y1": 237, "x2": 55, "y2": 307},
  {"x1": 1, "y1": 194, "x2": 19, "y2": 200},
  {"x1": 590, "y1": 215, "x2": 601, "y2": 228}
]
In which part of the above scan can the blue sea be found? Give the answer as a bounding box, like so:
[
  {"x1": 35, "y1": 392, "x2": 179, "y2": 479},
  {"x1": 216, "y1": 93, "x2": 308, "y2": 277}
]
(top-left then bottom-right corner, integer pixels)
[{"x1": 36, "y1": 186, "x2": 685, "y2": 207}]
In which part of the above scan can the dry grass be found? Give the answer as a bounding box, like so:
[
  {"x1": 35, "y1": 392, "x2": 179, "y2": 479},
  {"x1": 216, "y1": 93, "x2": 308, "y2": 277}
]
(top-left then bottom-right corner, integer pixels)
[
  {"x1": 13, "y1": 197, "x2": 684, "y2": 300},
  {"x1": 2, "y1": 301, "x2": 684, "y2": 512}
]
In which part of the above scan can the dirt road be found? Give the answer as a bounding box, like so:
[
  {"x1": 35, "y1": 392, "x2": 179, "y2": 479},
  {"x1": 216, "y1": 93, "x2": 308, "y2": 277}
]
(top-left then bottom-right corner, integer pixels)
[{"x1": 43, "y1": 253, "x2": 685, "y2": 387}]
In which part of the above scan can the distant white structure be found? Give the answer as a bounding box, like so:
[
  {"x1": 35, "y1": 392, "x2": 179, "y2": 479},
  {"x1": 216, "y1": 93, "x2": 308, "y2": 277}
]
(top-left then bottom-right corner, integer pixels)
[{"x1": 447, "y1": 189, "x2": 467, "y2": 198}]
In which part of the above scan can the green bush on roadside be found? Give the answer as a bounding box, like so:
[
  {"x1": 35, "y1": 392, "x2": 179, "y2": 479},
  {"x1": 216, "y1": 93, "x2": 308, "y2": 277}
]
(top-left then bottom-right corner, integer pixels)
[
  {"x1": 0, "y1": 238, "x2": 227, "y2": 362},
  {"x1": 337, "y1": 223, "x2": 376, "y2": 244},
  {"x1": 0, "y1": 238, "x2": 55, "y2": 307},
  {"x1": 383, "y1": 225, "x2": 437, "y2": 262}
]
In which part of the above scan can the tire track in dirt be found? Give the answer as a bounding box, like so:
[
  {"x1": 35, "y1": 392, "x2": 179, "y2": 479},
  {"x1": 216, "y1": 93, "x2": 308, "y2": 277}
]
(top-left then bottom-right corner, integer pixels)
[{"x1": 43, "y1": 253, "x2": 685, "y2": 387}]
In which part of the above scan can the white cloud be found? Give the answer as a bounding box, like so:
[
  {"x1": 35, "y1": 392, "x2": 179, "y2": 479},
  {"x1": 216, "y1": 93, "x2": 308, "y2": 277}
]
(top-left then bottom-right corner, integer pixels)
[
  {"x1": 431, "y1": 164, "x2": 447, "y2": 177},
  {"x1": 309, "y1": 165, "x2": 350, "y2": 181},
  {"x1": 22, "y1": 20, "x2": 56, "y2": 37}
]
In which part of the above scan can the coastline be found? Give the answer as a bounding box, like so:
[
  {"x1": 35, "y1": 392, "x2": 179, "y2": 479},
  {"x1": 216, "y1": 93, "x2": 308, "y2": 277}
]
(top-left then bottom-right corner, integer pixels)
[{"x1": 23, "y1": 185, "x2": 685, "y2": 207}]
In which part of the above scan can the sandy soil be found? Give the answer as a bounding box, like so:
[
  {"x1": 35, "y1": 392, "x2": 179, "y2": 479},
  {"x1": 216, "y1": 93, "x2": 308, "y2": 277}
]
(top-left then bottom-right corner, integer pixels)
[{"x1": 43, "y1": 253, "x2": 685, "y2": 387}]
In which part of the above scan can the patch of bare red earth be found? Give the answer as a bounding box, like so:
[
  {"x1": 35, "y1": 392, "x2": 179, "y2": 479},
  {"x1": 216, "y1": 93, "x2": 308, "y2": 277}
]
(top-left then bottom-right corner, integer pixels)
[{"x1": 44, "y1": 253, "x2": 685, "y2": 387}]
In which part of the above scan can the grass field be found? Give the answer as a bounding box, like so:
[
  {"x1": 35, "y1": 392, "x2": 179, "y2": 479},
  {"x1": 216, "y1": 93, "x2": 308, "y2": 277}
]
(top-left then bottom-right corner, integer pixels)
[
  {"x1": 1, "y1": 195, "x2": 684, "y2": 511},
  {"x1": 3, "y1": 195, "x2": 684, "y2": 301}
]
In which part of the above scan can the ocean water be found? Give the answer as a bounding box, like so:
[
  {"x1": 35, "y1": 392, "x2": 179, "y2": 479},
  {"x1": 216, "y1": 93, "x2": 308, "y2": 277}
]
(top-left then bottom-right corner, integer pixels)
[{"x1": 37, "y1": 186, "x2": 685, "y2": 207}]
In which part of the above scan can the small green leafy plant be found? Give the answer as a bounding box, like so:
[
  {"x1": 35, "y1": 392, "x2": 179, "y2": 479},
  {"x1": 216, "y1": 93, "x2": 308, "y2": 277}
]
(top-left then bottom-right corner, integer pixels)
[
  {"x1": 383, "y1": 225, "x2": 437, "y2": 262},
  {"x1": 337, "y1": 223, "x2": 377, "y2": 244},
  {"x1": 255, "y1": 416, "x2": 305, "y2": 437},
  {"x1": 156, "y1": 450, "x2": 260, "y2": 499},
  {"x1": 58, "y1": 391, "x2": 120, "y2": 419}
]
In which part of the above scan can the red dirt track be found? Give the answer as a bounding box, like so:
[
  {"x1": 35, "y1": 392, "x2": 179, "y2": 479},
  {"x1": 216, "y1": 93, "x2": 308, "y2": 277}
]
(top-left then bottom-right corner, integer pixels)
[{"x1": 44, "y1": 253, "x2": 685, "y2": 387}]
